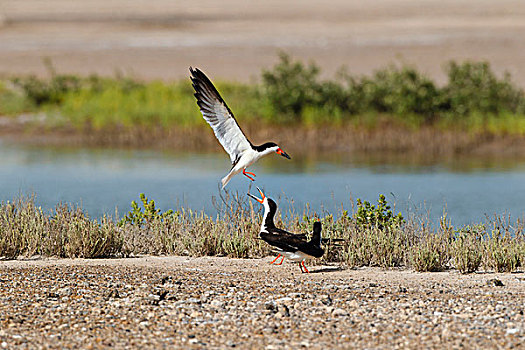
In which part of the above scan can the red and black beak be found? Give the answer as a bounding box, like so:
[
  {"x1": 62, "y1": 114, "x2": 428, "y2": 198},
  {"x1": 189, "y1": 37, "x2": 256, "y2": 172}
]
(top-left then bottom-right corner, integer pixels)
[
  {"x1": 247, "y1": 186, "x2": 266, "y2": 204},
  {"x1": 276, "y1": 148, "x2": 291, "y2": 159}
]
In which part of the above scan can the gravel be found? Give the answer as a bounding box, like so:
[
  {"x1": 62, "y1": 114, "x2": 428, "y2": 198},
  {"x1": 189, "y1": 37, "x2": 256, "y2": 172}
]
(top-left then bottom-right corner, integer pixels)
[{"x1": 0, "y1": 256, "x2": 523, "y2": 349}]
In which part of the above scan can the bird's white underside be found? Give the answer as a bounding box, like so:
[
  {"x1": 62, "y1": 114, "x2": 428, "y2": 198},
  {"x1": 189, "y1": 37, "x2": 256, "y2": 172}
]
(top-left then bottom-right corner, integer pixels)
[
  {"x1": 277, "y1": 250, "x2": 312, "y2": 262},
  {"x1": 221, "y1": 146, "x2": 279, "y2": 188}
]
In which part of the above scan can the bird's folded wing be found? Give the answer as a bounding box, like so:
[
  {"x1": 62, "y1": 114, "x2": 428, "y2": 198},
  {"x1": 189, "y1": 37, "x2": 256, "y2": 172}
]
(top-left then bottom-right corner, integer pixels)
[
  {"x1": 261, "y1": 232, "x2": 305, "y2": 252},
  {"x1": 190, "y1": 67, "x2": 252, "y2": 164}
]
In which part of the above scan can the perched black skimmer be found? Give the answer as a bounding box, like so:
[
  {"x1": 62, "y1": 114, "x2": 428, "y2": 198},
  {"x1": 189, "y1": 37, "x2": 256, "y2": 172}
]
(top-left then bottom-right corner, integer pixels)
[
  {"x1": 248, "y1": 187, "x2": 324, "y2": 273},
  {"x1": 190, "y1": 67, "x2": 291, "y2": 188}
]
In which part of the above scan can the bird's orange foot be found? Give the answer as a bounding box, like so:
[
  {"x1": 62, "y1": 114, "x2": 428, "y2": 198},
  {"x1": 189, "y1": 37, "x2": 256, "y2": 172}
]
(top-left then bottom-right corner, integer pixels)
[
  {"x1": 275, "y1": 256, "x2": 284, "y2": 265},
  {"x1": 242, "y1": 169, "x2": 256, "y2": 181},
  {"x1": 270, "y1": 254, "x2": 282, "y2": 265},
  {"x1": 301, "y1": 261, "x2": 309, "y2": 273}
]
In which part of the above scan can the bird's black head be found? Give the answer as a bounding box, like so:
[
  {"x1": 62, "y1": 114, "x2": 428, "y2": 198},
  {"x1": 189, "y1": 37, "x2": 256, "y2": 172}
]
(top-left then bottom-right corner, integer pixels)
[
  {"x1": 247, "y1": 187, "x2": 278, "y2": 230},
  {"x1": 253, "y1": 142, "x2": 291, "y2": 159},
  {"x1": 267, "y1": 198, "x2": 278, "y2": 216}
]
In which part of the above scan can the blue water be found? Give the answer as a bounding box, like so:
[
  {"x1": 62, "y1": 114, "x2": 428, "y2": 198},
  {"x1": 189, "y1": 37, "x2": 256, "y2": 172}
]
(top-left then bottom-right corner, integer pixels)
[{"x1": 1, "y1": 143, "x2": 525, "y2": 227}]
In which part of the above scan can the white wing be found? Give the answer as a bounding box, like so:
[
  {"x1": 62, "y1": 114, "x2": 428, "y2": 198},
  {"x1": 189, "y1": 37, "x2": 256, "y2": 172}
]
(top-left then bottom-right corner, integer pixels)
[{"x1": 190, "y1": 67, "x2": 252, "y2": 164}]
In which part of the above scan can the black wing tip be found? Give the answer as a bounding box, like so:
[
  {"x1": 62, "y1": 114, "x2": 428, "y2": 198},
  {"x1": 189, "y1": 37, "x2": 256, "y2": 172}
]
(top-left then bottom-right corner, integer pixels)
[{"x1": 189, "y1": 66, "x2": 208, "y2": 82}]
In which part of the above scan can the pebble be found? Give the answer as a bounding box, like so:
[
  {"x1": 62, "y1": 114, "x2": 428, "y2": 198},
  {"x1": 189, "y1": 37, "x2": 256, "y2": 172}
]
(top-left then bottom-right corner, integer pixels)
[
  {"x1": 332, "y1": 308, "x2": 348, "y2": 317},
  {"x1": 210, "y1": 300, "x2": 225, "y2": 308}
]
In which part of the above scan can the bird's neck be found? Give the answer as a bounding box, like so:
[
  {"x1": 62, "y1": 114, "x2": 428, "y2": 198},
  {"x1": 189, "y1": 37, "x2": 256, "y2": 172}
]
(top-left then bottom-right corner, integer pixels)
[
  {"x1": 261, "y1": 207, "x2": 276, "y2": 232},
  {"x1": 311, "y1": 232, "x2": 322, "y2": 247}
]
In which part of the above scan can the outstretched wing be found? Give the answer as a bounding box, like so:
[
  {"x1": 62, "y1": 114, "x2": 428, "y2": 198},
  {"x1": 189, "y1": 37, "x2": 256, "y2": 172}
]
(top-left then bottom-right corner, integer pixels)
[{"x1": 190, "y1": 67, "x2": 252, "y2": 164}]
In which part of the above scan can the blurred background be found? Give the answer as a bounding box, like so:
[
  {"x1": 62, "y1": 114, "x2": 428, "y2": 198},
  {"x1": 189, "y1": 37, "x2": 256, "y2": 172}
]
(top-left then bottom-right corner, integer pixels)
[
  {"x1": 1, "y1": 0, "x2": 525, "y2": 226},
  {"x1": 2, "y1": 0, "x2": 525, "y2": 82}
]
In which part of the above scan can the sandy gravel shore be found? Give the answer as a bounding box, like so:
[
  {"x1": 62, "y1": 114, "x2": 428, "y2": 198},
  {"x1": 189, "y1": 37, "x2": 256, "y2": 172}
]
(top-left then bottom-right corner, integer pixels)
[
  {"x1": 2, "y1": 0, "x2": 525, "y2": 85},
  {"x1": 0, "y1": 256, "x2": 523, "y2": 349}
]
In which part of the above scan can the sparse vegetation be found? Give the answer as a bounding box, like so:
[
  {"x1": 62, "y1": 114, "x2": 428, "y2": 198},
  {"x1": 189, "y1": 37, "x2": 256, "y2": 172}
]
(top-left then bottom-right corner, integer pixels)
[
  {"x1": 451, "y1": 225, "x2": 484, "y2": 273},
  {"x1": 0, "y1": 198, "x2": 123, "y2": 259},
  {"x1": 1, "y1": 193, "x2": 523, "y2": 274}
]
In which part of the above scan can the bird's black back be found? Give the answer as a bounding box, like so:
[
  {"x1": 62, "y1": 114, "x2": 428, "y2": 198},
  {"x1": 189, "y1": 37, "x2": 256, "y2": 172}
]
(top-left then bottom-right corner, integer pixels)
[{"x1": 260, "y1": 220, "x2": 325, "y2": 258}]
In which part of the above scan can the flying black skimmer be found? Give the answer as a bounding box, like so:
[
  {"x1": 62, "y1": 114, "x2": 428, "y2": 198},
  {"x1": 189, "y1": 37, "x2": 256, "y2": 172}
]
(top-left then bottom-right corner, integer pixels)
[
  {"x1": 248, "y1": 187, "x2": 324, "y2": 273},
  {"x1": 190, "y1": 67, "x2": 291, "y2": 188}
]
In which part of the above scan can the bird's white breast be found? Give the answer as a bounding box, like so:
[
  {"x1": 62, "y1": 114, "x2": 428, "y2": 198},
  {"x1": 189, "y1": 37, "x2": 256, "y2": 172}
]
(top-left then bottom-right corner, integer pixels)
[{"x1": 281, "y1": 250, "x2": 311, "y2": 262}]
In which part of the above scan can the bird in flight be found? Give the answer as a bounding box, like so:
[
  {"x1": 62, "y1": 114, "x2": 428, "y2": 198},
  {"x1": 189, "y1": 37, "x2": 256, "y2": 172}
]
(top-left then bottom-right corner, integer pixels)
[
  {"x1": 248, "y1": 186, "x2": 325, "y2": 273},
  {"x1": 190, "y1": 67, "x2": 291, "y2": 188}
]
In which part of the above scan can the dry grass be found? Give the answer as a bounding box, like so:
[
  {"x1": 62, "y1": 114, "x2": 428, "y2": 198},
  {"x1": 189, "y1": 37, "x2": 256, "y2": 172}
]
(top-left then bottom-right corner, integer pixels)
[{"x1": 1, "y1": 194, "x2": 524, "y2": 274}]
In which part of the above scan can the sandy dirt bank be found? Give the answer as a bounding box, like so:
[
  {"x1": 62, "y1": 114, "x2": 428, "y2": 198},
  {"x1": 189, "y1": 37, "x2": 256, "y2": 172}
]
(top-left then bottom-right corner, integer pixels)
[{"x1": 0, "y1": 256, "x2": 523, "y2": 348}]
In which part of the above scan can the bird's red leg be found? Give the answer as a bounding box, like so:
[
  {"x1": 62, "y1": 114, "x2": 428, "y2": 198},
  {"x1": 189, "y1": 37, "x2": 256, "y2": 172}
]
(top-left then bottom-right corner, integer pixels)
[
  {"x1": 275, "y1": 255, "x2": 284, "y2": 265},
  {"x1": 270, "y1": 254, "x2": 281, "y2": 264},
  {"x1": 301, "y1": 261, "x2": 310, "y2": 273},
  {"x1": 242, "y1": 168, "x2": 256, "y2": 181}
]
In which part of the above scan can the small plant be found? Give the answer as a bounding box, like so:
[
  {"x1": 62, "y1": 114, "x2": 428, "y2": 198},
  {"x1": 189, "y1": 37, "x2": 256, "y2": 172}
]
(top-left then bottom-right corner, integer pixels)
[
  {"x1": 410, "y1": 232, "x2": 449, "y2": 272},
  {"x1": 451, "y1": 225, "x2": 484, "y2": 273},
  {"x1": 354, "y1": 194, "x2": 404, "y2": 231},
  {"x1": 119, "y1": 193, "x2": 175, "y2": 226},
  {"x1": 0, "y1": 196, "x2": 47, "y2": 259},
  {"x1": 483, "y1": 216, "x2": 522, "y2": 272}
]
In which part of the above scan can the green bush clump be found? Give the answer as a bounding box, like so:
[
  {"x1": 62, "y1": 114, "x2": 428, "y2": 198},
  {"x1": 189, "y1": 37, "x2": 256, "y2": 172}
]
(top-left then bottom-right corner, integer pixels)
[
  {"x1": 355, "y1": 194, "x2": 405, "y2": 231},
  {"x1": 120, "y1": 193, "x2": 175, "y2": 226},
  {"x1": 0, "y1": 197, "x2": 46, "y2": 259},
  {"x1": 483, "y1": 217, "x2": 523, "y2": 272},
  {"x1": 49, "y1": 204, "x2": 123, "y2": 258},
  {"x1": 451, "y1": 225, "x2": 484, "y2": 273},
  {"x1": 441, "y1": 61, "x2": 525, "y2": 116},
  {"x1": 358, "y1": 65, "x2": 440, "y2": 119},
  {"x1": 261, "y1": 52, "x2": 323, "y2": 120}
]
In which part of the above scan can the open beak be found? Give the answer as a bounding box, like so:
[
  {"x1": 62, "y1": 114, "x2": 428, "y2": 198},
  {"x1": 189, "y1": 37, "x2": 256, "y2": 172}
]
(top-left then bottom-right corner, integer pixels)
[
  {"x1": 277, "y1": 148, "x2": 291, "y2": 159},
  {"x1": 247, "y1": 186, "x2": 265, "y2": 204}
]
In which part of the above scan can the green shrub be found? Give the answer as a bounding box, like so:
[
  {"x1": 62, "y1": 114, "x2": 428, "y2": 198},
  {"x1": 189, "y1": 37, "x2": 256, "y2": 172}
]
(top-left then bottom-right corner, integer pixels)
[
  {"x1": 12, "y1": 74, "x2": 82, "y2": 106},
  {"x1": 49, "y1": 204, "x2": 123, "y2": 258},
  {"x1": 410, "y1": 232, "x2": 449, "y2": 272},
  {"x1": 483, "y1": 217, "x2": 522, "y2": 272},
  {"x1": 451, "y1": 225, "x2": 484, "y2": 273},
  {"x1": 359, "y1": 65, "x2": 440, "y2": 121},
  {"x1": 120, "y1": 193, "x2": 175, "y2": 226},
  {"x1": 0, "y1": 197, "x2": 47, "y2": 258},
  {"x1": 441, "y1": 61, "x2": 525, "y2": 116},
  {"x1": 261, "y1": 52, "x2": 322, "y2": 120},
  {"x1": 355, "y1": 194, "x2": 404, "y2": 231}
]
